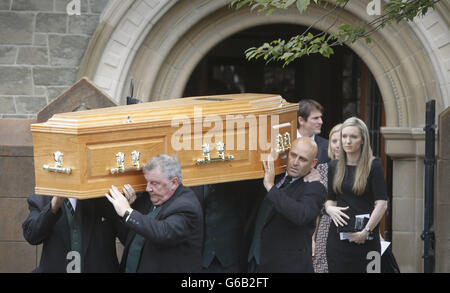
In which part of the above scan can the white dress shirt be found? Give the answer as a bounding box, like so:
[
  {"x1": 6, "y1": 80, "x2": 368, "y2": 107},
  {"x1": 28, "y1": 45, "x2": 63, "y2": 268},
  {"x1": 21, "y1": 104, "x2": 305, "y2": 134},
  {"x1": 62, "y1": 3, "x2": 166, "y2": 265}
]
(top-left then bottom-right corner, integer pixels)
[{"x1": 68, "y1": 198, "x2": 77, "y2": 212}]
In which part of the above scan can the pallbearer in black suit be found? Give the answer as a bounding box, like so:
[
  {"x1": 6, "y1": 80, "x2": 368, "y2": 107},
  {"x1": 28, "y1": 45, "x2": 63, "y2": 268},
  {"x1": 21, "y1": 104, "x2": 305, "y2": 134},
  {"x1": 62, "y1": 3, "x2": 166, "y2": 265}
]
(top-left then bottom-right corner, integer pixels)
[
  {"x1": 248, "y1": 137, "x2": 327, "y2": 273},
  {"x1": 192, "y1": 180, "x2": 261, "y2": 273},
  {"x1": 105, "y1": 154, "x2": 203, "y2": 273},
  {"x1": 297, "y1": 99, "x2": 330, "y2": 164},
  {"x1": 22, "y1": 196, "x2": 120, "y2": 273}
]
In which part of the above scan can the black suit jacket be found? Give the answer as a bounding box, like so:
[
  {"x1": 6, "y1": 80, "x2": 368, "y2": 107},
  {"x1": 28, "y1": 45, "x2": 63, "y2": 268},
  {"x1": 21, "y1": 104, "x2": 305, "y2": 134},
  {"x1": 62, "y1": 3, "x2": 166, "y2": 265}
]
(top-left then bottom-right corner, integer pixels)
[
  {"x1": 118, "y1": 184, "x2": 203, "y2": 273},
  {"x1": 254, "y1": 175, "x2": 326, "y2": 273},
  {"x1": 192, "y1": 180, "x2": 262, "y2": 270},
  {"x1": 314, "y1": 135, "x2": 330, "y2": 164},
  {"x1": 22, "y1": 195, "x2": 120, "y2": 273}
]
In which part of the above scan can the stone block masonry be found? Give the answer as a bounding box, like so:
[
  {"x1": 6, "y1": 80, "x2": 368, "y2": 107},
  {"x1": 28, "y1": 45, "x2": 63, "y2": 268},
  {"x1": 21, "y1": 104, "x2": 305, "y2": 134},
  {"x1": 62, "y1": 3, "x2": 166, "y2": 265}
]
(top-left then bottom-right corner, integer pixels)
[
  {"x1": 0, "y1": 0, "x2": 111, "y2": 118},
  {"x1": 0, "y1": 0, "x2": 111, "y2": 273}
]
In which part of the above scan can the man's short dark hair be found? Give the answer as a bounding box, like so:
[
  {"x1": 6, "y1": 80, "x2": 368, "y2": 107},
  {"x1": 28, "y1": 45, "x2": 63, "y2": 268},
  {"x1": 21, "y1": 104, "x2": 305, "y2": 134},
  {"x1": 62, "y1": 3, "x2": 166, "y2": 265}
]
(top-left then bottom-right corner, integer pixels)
[{"x1": 297, "y1": 99, "x2": 324, "y2": 121}]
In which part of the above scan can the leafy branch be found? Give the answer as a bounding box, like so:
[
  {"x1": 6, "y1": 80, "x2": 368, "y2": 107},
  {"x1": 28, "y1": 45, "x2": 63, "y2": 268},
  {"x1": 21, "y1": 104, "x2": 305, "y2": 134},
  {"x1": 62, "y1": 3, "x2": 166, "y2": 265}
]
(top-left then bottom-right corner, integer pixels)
[{"x1": 230, "y1": 0, "x2": 441, "y2": 66}]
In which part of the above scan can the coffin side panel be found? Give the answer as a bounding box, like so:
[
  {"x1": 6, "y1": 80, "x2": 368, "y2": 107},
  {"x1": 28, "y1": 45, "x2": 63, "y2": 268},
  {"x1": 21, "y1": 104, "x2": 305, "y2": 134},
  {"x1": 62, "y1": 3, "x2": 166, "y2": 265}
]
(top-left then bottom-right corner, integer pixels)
[{"x1": 33, "y1": 132, "x2": 81, "y2": 196}]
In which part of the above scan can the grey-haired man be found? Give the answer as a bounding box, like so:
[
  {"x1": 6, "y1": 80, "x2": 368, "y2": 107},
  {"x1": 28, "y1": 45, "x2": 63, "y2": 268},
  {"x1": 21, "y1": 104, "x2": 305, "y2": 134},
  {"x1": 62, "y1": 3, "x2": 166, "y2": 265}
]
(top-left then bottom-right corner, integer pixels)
[{"x1": 106, "y1": 154, "x2": 203, "y2": 273}]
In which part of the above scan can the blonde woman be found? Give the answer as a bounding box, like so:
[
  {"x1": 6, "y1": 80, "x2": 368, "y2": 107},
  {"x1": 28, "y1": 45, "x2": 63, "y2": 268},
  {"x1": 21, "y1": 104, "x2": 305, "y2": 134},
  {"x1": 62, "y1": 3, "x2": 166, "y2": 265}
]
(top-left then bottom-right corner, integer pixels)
[
  {"x1": 325, "y1": 117, "x2": 388, "y2": 273},
  {"x1": 312, "y1": 123, "x2": 342, "y2": 273}
]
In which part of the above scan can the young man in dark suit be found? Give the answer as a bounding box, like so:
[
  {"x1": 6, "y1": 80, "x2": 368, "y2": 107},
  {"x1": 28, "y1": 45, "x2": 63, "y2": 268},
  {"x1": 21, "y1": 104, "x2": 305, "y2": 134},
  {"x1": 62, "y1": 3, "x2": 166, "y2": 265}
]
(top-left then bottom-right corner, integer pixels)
[
  {"x1": 105, "y1": 154, "x2": 203, "y2": 273},
  {"x1": 248, "y1": 137, "x2": 326, "y2": 273},
  {"x1": 22, "y1": 196, "x2": 120, "y2": 273},
  {"x1": 297, "y1": 99, "x2": 330, "y2": 164}
]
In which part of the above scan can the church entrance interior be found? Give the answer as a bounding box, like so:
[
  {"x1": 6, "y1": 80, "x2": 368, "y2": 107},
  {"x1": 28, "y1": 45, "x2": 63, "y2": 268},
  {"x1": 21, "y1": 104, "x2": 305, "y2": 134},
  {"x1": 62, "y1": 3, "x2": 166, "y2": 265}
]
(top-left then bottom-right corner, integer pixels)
[{"x1": 183, "y1": 23, "x2": 393, "y2": 240}]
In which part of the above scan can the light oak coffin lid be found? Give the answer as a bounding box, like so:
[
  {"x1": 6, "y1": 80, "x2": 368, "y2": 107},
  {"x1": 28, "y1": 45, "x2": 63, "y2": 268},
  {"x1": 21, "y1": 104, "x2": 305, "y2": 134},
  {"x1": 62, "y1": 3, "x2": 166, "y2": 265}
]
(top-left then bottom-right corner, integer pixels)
[{"x1": 31, "y1": 94, "x2": 296, "y2": 135}]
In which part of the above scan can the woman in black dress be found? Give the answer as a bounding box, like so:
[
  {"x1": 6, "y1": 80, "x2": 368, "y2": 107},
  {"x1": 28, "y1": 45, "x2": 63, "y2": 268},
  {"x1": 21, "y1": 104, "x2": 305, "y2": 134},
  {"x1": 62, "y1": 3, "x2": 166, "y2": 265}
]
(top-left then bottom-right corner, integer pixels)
[{"x1": 325, "y1": 117, "x2": 388, "y2": 273}]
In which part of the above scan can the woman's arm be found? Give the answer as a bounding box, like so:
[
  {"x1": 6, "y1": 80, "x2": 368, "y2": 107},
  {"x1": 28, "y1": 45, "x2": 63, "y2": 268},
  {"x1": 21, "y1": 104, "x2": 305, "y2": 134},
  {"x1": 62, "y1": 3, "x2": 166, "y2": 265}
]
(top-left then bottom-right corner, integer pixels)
[
  {"x1": 351, "y1": 159, "x2": 389, "y2": 244},
  {"x1": 350, "y1": 200, "x2": 388, "y2": 244}
]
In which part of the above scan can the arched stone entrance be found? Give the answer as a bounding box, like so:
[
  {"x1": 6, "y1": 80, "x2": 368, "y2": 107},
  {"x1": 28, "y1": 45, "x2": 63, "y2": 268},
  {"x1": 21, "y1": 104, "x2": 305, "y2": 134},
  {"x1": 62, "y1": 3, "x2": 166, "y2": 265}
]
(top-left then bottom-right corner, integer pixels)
[{"x1": 79, "y1": 0, "x2": 450, "y2": 272}]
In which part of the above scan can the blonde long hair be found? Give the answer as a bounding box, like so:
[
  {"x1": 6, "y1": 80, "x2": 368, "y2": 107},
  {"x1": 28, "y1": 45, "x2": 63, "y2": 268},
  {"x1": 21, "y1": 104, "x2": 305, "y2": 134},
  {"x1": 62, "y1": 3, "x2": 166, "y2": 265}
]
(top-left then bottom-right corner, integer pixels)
[
  {"x1": 328, "y1": 123, "x2": 342, "y2": 160},
  {"x1": 332, "y1": 117, "x2": 374, "y2": 196}
]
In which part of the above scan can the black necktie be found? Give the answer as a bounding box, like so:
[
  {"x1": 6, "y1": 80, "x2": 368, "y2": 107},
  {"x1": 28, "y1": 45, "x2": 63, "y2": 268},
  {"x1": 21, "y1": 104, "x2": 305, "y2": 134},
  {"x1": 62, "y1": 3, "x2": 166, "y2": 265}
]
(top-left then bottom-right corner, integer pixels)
[
  {"x1": 279, "y1": 175, "x2": 293, "y2": 189},
  {"x1": 65, "y1": 199, "x2": 75, "y2": 216}
]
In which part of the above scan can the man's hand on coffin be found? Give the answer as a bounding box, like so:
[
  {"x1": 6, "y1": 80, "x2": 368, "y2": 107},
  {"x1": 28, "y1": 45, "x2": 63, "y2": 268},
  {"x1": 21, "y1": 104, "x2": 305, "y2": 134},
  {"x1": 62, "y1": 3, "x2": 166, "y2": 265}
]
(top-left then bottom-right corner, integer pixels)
[
  {"x1": 105, "y1": 185, "x2": 131, "y2": 217},
  {"x1": 303, "y1": 168, "x2": 320, "y2": 183},
  {"x1": 262, "y1": 155, "x2": 275, "y2": 192},
  {"x1": 50, "y1": 196, "x2": 65, "y2": 214},
  {"x1": 123, "y1": 184, "x2": 137, "y2": 205}
]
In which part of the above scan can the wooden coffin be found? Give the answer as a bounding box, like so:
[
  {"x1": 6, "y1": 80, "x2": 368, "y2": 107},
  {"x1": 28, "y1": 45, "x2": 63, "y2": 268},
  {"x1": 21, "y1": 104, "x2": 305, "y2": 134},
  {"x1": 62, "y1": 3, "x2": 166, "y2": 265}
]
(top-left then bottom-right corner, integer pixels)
[{"x1": 31, "y1": 93, "x2": 298, "y2": 199}]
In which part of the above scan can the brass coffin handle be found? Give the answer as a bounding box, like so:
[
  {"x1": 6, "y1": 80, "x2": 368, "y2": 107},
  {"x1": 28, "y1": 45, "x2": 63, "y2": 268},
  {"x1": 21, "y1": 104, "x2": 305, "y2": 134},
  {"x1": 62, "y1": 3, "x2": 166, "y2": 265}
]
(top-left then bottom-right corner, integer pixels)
[
  {"x1": 43, "y1": 151, "x2": 72, "y2": 174},
  {"x1": 196, "y1": 142, "x2": 234, "y2": 164},
  {"x1": 110, "y1": 151, "x2": 143, "y2": 174},
  {"x1": 276, "y1": 132, "x2": 292, "y2": 154}
]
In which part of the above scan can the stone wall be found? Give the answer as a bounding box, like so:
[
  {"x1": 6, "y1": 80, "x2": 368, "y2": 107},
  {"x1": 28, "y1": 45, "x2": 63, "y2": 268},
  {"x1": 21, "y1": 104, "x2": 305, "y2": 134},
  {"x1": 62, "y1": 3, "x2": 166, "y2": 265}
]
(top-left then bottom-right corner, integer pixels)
[
  {"x1": 0, "y1": 0, "x2": 110, "y2": 118},
  {"x1": 381, "y1": 127, "x2": 428, "y2": 273},
  {"x1": 0, "y1": 118, "x2": 37, "y2": 273},
  {"x1": 436, "y1": 106, "x2": 450, "y2": 272},
  {"x1": 0, "y1": 0, "x2": 110, "y2": 273}
]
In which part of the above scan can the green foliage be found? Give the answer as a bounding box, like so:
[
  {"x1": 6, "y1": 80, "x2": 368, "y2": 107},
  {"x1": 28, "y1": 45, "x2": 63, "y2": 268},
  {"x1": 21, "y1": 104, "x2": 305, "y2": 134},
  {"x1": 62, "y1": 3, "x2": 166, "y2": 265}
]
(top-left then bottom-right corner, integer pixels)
[
  {"x1": 384, "y1": 0, "x2": 438, "y2": 23},
  {"x1": 230, "y1": 0, "x2": 440, "y2": 66}
]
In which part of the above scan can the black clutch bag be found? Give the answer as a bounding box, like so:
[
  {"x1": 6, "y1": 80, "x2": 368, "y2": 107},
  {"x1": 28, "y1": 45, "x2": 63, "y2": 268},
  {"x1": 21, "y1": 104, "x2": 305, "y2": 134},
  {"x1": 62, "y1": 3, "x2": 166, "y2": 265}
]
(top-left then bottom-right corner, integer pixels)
[{"x1": 336, "y1": 215, "x2": 370, "y2": 233}]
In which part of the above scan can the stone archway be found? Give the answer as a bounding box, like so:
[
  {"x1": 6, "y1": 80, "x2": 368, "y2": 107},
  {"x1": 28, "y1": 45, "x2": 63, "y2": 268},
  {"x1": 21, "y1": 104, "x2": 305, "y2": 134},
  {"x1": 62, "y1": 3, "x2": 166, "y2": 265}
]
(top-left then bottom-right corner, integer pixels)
[
  {"x1": 80, "y1": 0, "x2": 449, "y2": 126},
  {"x1": 79, "y1": 0, "x2": 450, "y2": 272}
]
